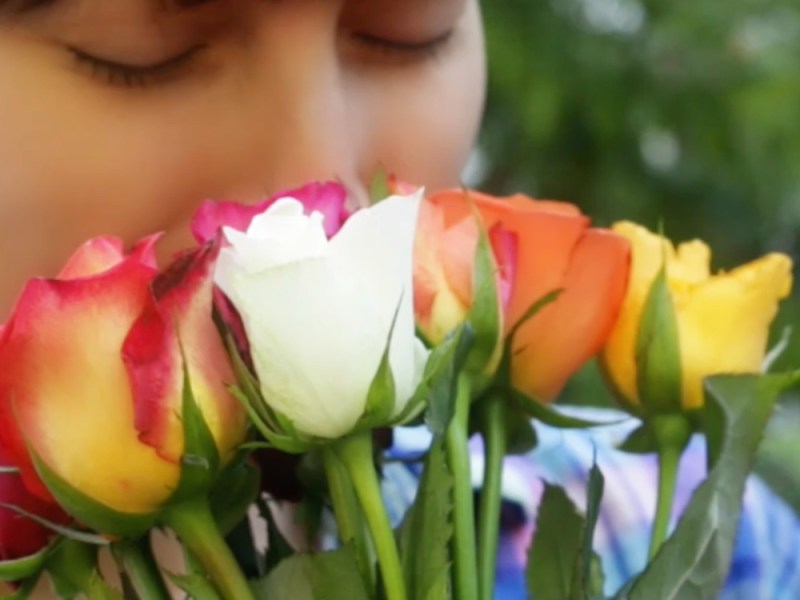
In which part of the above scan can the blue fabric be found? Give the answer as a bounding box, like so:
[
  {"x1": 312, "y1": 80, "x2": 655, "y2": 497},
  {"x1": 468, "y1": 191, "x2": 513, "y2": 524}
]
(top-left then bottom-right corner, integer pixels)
[{"x1": 383, "y1": 408, "x2": 800, "y2": 599}]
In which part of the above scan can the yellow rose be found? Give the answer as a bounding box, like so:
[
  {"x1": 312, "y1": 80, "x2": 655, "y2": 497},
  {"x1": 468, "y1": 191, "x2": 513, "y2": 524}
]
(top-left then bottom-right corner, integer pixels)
[{"x1": 600, "y1": 221, "x2": 793, "y2": 414}]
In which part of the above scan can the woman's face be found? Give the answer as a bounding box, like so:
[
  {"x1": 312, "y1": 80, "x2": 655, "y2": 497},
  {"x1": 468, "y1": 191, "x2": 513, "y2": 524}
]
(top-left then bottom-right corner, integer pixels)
[{"x1": 0, "y1": 0, "x2": 485, "y2": 315}]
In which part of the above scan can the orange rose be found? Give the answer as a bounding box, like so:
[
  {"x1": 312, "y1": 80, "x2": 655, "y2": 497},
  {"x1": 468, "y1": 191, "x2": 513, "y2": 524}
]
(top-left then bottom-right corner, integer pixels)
[{"x1": 414, "y1": 190, "x2": 630, "y2": 401}]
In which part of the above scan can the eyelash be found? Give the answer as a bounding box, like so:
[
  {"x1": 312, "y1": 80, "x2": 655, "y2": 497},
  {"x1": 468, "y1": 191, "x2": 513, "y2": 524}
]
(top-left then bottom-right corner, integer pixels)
[
  {"x1": 353, "y1": 31, "x2": 455, "y2": 62},
  {"x1": 69, "y1": 30, "x2": 453, "y2": 89},
  {"x1": 70, "y1": 45, "x2": 205, "y2": 88}
]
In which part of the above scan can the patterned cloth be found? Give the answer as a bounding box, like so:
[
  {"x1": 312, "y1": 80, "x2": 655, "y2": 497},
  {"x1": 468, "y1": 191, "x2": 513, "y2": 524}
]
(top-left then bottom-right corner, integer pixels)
[{"x1": 384, "y1": 408, "x2": 800, "y2": 599}]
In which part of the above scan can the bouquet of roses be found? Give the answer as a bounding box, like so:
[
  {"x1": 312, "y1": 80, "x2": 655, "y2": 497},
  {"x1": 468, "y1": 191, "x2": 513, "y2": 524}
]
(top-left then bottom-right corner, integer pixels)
[{"x1": 0, "y1": 178, "x2": 794, "y2": 600}]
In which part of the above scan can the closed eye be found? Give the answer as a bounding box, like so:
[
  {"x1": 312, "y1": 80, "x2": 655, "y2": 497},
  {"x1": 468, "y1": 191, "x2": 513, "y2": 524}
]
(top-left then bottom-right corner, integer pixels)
[
  {"x1": 352, "y1": 30, "x2": 455, "y2": 61},
  {"x1": 69, "y1": 45, "x2": 206, "y2": 88}
]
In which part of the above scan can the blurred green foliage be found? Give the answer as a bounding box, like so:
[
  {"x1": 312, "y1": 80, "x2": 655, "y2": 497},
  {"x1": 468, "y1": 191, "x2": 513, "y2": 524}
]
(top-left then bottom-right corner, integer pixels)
[{"x1": 478, "y1": 0, "x2": 800, "y2": 508}]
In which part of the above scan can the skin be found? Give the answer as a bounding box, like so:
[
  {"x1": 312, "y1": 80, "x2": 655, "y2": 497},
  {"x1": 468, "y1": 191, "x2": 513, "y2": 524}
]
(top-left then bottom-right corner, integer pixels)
[
  {"x1": 0, "y1": 0, "x2": 486, "y2": 316},
  {"x1": 0, "y1": 1, "x2": 486, "y2": 595}
]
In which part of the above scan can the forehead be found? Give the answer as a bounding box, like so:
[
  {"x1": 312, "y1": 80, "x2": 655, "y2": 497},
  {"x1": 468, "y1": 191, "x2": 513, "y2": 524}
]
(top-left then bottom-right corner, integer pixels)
[{"x1": 3, "y1": 0, "x2": 455, "y2": 8}]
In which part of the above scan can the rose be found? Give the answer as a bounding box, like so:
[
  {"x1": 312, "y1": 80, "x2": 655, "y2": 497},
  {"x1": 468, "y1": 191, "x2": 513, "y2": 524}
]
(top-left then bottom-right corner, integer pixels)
[
  {"x1": 213, "y1": 191, "x2": 428, "y2": 440},
  {"x1": 0, "y1": 236, "x2": 246, "y2": 530},
  {"x1": 414, "y1": 190, "x2": 631, "y2": 401},
  {"x1": 193, "y1": 181, "x2": 353, "y2": 362},
  {"x1": 0, "y1": 443, "x2": 68, "y2": 567},
  {"x1": 414, "y1": 195, "x2": 515, "y2": 346},
  {"x1": 192, "y1": 181, "x2": 351, "y2": 244},
  {"x1": 599, "y1": 221, "x2": 793, "y2": 414}
]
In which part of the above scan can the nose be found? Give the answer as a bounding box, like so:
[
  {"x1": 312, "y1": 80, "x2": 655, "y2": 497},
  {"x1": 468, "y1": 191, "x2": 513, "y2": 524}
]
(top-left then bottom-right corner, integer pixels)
[{"x1": 226, "y1": 6, "x2": 369, "y2": 209}]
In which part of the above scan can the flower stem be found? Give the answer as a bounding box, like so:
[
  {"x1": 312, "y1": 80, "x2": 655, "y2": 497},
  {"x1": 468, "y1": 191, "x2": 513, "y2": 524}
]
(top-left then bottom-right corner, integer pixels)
[
  {"x1": 648, "y1": 415, "x2": 691, "y2": 559},
  {"x1": 445, "y1": 375, "x2": 479, "y2": 600},
  {"x1": 334, "y1": 433, "x2": 406, "y2": 600},
  {"x1": 112, "y1": 538, "x2": 170, "y2": 600},
  {"x1": 161, "y1": 497, "x2": 255, "y2": 600},
  {"x1": 476, "y1": 392, "x2": 507, "y2": 600},
  {"x1": 322, "y1": 446, "x2": 375, "y2": 592}
]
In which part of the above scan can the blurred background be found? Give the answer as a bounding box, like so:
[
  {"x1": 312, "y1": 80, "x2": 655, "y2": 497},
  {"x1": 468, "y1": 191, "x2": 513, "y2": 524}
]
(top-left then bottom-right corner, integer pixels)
[{"x1": 475, "y1": 0, "x2": 800, "y2": 510}]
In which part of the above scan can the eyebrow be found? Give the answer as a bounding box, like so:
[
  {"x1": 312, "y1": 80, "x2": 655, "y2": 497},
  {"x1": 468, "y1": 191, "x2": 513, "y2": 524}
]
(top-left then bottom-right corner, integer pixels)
[{"x1": 0, "y1": 0, "x2": 220, "y2": 13}]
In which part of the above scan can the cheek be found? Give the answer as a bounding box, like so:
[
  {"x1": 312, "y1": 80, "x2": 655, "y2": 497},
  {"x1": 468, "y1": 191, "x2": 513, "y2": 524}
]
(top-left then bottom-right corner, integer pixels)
[
  {"x1": 362, "y1": 8, "x2": 486, "y2": 188},
  {"x1": 0, "y1": 45, "x2": 227, "y2": 311}
]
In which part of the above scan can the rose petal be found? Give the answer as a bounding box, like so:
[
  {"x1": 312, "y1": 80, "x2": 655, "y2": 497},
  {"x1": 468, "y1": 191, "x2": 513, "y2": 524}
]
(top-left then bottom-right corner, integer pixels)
[
  {"x1": 192, "y1": 181, "x2": 350, "y2": 243},
  {"x1": 57, "y1": 236, "x2": 125, "y2": 280},
  {"x1": 124, "y1": 243, "x2": 245, "y2": 463},
  {"x1": 0, "y1": 259, "x2": 178, "y2": 512},
  {"x1": 513, "y1": 229, "x2": 630, "y2": 400}
]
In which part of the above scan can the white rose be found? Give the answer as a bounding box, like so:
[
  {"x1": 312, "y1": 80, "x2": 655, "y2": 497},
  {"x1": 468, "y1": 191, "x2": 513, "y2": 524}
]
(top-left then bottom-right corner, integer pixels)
[{"x1": 215, "y1": 192, "x2": 429, "y2": 439}]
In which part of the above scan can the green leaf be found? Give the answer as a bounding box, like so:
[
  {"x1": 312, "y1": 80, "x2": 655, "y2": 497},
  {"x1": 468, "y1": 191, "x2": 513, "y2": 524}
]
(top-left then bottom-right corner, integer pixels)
[
  {"x1": 171, "y1": 539, "x2": 226, "y2": 600},
  {"x1": 393, "y1": 322, "x2": 474, "y2": 431},
  {"x1": 507, "y1": 387, "x2": 624, "y2": 429},
  {"x1": 172, "y1": 360, "x2": 221, "y2": 502},
  {"x1": 503, "y1": 403, "x2": 538, "y2": 455},
  {"x1": 209, "y1": 455, "x2": 260, "y2": 536},
  {"x1": 635, "y1": 266, "x2": 683, "y2": 414},
  {"x1": 419, "y1": 323, "x2": 474, "y2": 435},
  {"x1": 613, "y1": 371, "x2": 800, "y2": 600},
  {"x1": 0, "y1": 549, "x2": 48, "y2": 583},
  {"x1": 618, "y1": 424, "x2": 659, "y2": 455},
  {"x1": 573, "y1": 461, "x2": 605, "y2": 599},
  {"x1": 253, "y1": 555, "x2": 313, "y2": 600},
  {"x1": 110, "y1": 538, "x2": 171, "y2": 600},
  {"x1": 28, "y1": 450, "x2": 157, "y2": 538},
  {"x1": 166, "y1": 573, "x2": 223, "y2": 600},
  {"x1": 254, "y1": 546, "x2": 370, "y2": 600},
  {"x1": 464, "y1": 199, "x2": 503, "y2": 376},
  {"x1": 526, "y1": 484, "x2": 585, "y2": 600},
  {"x1": 46, "y1": 540, "x2": 122, "y2": 600},
  {"x1": 397, "y1": 437, "x2": 453, "y2": 600},
  {"x1": 85, "y1": 572, "x2": 125, "y2": 600}
]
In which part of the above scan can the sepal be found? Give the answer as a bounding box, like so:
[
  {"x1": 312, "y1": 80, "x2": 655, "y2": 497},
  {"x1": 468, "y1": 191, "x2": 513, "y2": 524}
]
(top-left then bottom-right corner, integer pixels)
[
  {"x1": 0, "y1": 503, "x2": 105, "y2": 547},
  {"x1": 169, "y1": 359, "x2": 221, "y2": 503},
  {"x1": 495, "y1": 290, "x2": 561, "y2": 406},
  {"x1": 28, "y1": 449, "x2": 158, "y2": 538},
  {"x1": 617, "y1": 423, "x2": 659, "y2": 454},
  {"x1": 45, "y1": 539, "x2": 122, "y2": 600},
  {"x1": 225, "y1": 332, "x2": 318, "y2": 453},
  {"x1": 496, "y1": 386, "x2": 621, "y2": 430},
  {"x1": 0, "y1": 550, "x2": 48, "y2": 583},
  {"x1": 634, "y1": 265, "x2": 683, "y2": 415},
  {"x1": 368, "y1": 166, "x2": 391, "y2": 205},
  {"x1": 416, "y1": 323, "x2": 474, "y2": 435},
  {"x1": 463, "y1": 198, "x2": 504, "y2": 380},
  {"x1": 355, "y1": 303, "x2": 400, "y2": 432}
]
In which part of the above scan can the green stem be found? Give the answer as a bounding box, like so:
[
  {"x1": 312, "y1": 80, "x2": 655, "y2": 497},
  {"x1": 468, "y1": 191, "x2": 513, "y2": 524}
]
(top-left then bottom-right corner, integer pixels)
[
  {"x1": 112, "y1": 538, "x2": 170, "y2": 600},
  {"x1": 322, "y1": 446, "x2": 375, "y2": 592},
  {"x1": 161, "y1": 497, "x2": 255, "y2": 600},
  {"x1": 648, "y1": 415, "x2": 691, "y2": 559},
  {"x1": 334, "y1": 434, "x2": 406, "y2": 600},
  {"x1": 445, "y1": 375, "x2": 479, "y2": 600},
  {"x1": 476, "y1": 393, "x2": 507, "y2": 600}
]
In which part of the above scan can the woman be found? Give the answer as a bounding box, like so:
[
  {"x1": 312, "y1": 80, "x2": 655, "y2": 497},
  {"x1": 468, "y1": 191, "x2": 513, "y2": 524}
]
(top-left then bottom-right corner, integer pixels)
[{"x1": 0, "y1": 1, "x2": 798, "y2": 598}]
